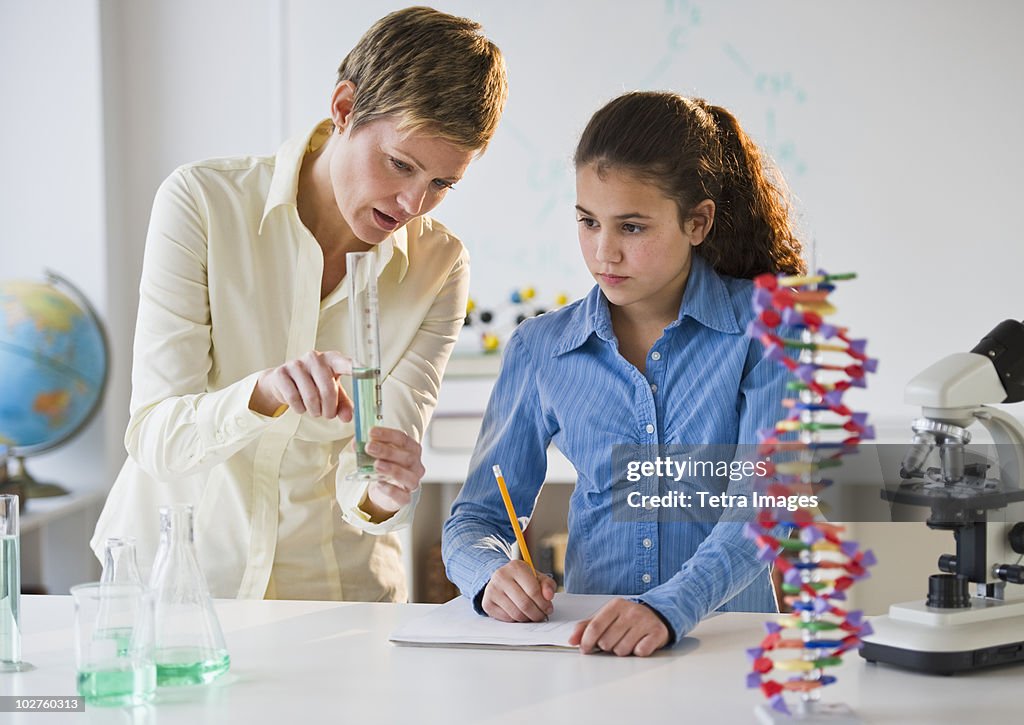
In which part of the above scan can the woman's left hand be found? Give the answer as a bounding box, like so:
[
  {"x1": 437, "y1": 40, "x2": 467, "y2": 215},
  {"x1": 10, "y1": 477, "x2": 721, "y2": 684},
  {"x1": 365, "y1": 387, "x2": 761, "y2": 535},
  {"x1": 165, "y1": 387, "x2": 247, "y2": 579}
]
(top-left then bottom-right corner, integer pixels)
[
  {"x1": 568, "y1": 598, "x2": 669, "y2": 657},
  {"x1": 360, "y1": 427, "x2": 426, "y2": 520}
]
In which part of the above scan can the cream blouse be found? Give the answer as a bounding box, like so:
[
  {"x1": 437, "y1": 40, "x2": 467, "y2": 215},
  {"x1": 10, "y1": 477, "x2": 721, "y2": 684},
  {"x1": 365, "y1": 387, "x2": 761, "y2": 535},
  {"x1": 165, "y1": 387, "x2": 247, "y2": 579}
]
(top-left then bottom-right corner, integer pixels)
[{"x1": 91, "y1": 120, "x2": 469, "y2": 600}]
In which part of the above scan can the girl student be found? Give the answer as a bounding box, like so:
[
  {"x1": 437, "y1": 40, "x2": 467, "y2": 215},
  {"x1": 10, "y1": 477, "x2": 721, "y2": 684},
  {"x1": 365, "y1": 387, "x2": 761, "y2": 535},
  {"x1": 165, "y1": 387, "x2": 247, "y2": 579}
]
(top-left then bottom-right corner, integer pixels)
[{"x1": 442, "y1": 91, "x2": 805, "y2": 656}]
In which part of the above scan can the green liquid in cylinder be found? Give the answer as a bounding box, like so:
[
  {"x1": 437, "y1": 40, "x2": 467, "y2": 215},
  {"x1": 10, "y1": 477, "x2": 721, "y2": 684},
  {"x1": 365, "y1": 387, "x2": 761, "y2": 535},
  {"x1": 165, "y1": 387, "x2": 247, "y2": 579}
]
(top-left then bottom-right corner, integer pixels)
[{"x1": 352, "y1": 367, "x2": 381, "y2": 472}]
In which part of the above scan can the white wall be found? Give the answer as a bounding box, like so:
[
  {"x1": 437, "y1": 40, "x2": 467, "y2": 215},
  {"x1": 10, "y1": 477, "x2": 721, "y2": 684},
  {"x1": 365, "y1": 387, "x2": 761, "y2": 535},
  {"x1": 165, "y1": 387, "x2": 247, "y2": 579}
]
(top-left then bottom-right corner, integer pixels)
[
  {"x1": 285, "y1": 0, "x2": 1024, "y2": 423},
  {"x1": 97, "y1": 0, "x2": 281, "y2": 489},
  {"x1": 0, "y1": 0, "x2": 108, "y2": 489},
  {"x1": 8, "y1": 0, "x2": 1022, "y2": 489}
]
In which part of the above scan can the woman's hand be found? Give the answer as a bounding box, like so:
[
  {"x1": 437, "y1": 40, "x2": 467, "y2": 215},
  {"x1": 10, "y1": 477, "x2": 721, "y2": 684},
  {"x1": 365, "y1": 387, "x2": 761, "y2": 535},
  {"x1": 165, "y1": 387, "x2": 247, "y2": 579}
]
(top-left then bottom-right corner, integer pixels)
[
  {"x1": 249, "y1": 353, "x2": 424, "y2": 520},
  {"x1": 482, "y1": 560, "x2": 557, "y2": 622},
  {"x1": 360, "y1": 427, "x2": 427, "y2": 518},
  {"x1": 249, "y1": 350, "x2": 354, "y2": 419},
  {"x1": 568, "y1": 598, "x2": 669, "y2": 657}
]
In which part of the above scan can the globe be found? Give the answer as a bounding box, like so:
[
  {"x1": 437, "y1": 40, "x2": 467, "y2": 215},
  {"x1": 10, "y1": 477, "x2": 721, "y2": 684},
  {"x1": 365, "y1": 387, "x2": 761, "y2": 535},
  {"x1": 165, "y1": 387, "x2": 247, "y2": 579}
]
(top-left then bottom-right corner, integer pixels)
[{"x1": 0, "y1": 272, "x2": 109, "y2": 499}]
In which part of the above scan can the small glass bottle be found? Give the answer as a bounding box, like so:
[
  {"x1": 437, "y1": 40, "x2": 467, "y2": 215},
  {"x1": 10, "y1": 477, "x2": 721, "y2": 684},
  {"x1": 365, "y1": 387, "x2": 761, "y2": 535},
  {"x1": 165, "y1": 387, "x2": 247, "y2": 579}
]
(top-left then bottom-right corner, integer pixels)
[{"x1": 148, "y1": 504, "x2": 229, "y2": 686}]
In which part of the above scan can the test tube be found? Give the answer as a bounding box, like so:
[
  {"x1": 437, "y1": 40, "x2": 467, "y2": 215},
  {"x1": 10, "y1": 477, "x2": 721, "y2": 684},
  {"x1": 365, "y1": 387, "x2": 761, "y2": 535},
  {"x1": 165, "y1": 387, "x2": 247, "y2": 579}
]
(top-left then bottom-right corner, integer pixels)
[
  {"x1": 346, "y1": 251, "x2": 384, "y2": 479},
  {"x1": 1, "y1": 493, "x2": 32, "y2": 672}
]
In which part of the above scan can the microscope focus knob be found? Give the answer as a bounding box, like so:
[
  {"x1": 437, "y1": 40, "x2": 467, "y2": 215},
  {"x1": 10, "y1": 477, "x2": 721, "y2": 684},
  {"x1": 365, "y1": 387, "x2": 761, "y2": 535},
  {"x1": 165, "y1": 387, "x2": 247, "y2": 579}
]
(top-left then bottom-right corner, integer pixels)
[
  {"x1": 994, "y1": 564, "x2": 1024, "y2": 585},
  {"x1": 1010, "y1": 522, "x2": 1024, "y2": 555}
]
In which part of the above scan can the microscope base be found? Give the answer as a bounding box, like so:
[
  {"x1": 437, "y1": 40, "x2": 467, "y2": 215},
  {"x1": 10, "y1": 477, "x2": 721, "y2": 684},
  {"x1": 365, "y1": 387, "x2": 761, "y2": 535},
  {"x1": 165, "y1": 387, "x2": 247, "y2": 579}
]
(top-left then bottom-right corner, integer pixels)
[{"x1": 861, "y1": 603, "x2": 1024, "y2": 674}]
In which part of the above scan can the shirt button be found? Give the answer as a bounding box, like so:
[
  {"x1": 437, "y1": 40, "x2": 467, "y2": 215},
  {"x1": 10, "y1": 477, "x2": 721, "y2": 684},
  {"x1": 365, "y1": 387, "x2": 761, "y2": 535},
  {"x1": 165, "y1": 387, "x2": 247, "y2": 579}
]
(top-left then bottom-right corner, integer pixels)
[
  {"x1": 651, "y1": 351, "x2": 662, "y2": 361},
  {"x1": 642, "y1": 573, "x2": 652, "y2": 584},
  {"x1": 650, "y1": 383, "x2": 658, "y2": 393},
  {"x1": 645, "y1": 423, "x2": 655, "y2": 434},
  {"x1": 643, "y1": 538, "x2": 653, "y2": 548}
]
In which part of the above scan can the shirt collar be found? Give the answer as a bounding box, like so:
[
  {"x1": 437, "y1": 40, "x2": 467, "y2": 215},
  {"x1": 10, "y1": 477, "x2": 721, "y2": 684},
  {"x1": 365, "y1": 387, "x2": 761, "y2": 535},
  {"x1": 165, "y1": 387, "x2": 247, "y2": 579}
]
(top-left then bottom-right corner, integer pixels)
[
  {"x1": 552, "y1": 254, "x2": 741, "y2": 357},
  {"x1": 259, "y1": 119, "x2": 409, "y2": 283},
  {"x1": 551, "y1": 285, "x2": 612, "y2": 357},
  {"x1": 259, "y1": 119, "x2": 329, "y2": 233},
  {"x1": 667, "y1": 253, "x2": 742, "y2": 335},
  {"x1": 369, "y1": 225, "x2": 410, "y2": 284}
]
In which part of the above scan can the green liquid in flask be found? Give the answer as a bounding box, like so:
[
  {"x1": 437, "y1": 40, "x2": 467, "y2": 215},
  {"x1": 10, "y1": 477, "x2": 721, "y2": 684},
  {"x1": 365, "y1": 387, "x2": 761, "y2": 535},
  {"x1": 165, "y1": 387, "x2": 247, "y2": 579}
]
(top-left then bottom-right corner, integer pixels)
[
  {"x1": 77, "y1": 662, "x2": 156, "y2": 706},
  {"x1": 155, "y1": 647, "x2": 230, "y2": 686}
]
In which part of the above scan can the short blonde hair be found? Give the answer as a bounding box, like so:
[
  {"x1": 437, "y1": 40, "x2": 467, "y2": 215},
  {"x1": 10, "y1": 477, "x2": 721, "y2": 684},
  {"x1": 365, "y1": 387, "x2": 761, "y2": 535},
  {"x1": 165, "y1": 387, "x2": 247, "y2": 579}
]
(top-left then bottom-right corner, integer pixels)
[{"x1": 336, "y1": 6, "x2": 508, "y2": 152}]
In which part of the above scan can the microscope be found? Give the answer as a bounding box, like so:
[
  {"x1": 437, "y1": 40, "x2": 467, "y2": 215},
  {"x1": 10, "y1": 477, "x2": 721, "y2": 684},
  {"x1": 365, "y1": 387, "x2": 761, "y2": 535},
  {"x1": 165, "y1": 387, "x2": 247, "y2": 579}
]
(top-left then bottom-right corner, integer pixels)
[{"x1": 861, "y1": 319, "x2": 1024, "y2": 674}]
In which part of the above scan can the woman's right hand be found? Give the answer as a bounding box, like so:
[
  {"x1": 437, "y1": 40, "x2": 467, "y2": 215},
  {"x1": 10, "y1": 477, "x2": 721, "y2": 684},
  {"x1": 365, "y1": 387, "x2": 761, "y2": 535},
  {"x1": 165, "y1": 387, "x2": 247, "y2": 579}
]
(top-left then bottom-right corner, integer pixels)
[
  {"x1": 249, "y1": 350, "x2": 354, "y2": 420},
  {"x1": 482, "y1": 560, "x2": 556, "y2": 622}
]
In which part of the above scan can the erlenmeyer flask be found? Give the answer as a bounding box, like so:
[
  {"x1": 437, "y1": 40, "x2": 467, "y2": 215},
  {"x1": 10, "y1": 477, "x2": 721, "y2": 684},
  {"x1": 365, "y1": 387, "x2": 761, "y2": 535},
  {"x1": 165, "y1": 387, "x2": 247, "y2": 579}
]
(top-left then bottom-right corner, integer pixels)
[
  {"x1": 101, "y1": 537, "x2": 144, "y2": 587},
  {"x1": 148, "y1": 504, "x2": 229, "y2": 686}
]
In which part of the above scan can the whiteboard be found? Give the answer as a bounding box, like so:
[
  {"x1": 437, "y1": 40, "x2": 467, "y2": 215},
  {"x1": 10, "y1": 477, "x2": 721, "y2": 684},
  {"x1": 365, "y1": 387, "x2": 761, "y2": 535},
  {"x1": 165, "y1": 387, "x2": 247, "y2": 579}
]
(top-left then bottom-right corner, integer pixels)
[{"x1": 283, "y1": 0, "x2": 1024, "y2": 417}]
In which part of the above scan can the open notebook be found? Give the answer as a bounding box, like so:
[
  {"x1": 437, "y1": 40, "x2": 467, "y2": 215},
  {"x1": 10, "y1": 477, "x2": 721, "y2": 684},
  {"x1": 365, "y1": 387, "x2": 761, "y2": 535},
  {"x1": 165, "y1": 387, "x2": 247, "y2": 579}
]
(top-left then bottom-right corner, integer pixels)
[{"x1": 390, "y1": 593, "x2": 616, "y2": 650}]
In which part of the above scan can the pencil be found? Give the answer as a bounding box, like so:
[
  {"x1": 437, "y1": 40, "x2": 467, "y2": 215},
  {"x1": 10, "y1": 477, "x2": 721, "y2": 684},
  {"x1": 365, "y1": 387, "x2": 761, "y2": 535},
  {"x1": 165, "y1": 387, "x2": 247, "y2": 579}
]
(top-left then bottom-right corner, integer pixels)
[{"x1": 491, "y1": 464, "x2": 537, "y2": 575}]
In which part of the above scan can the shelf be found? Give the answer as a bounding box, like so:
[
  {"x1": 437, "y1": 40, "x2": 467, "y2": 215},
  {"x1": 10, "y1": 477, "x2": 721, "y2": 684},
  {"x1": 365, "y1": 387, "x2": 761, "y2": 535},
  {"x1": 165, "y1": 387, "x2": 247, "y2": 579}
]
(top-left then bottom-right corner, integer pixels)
[{"x1": 18, "y1": 489, "x2": 107, "y2": 534}]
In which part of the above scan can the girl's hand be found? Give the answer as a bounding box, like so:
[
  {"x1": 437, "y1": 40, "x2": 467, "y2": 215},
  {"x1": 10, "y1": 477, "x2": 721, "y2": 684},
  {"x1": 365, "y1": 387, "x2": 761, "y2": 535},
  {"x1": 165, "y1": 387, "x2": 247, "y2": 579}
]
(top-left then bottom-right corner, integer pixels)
[
  {"x1": 568, "y1": 598, "x2": 668, "y2": 657},
  {"x1": 249, "y1": 350, "x2": 354, "y2": 419},
  {"x1": 360, "y1": 427, "x2": 426, "y2": 517},
  {"x1": 482, "y1": 560, "x2": 557, "y2": 622}
]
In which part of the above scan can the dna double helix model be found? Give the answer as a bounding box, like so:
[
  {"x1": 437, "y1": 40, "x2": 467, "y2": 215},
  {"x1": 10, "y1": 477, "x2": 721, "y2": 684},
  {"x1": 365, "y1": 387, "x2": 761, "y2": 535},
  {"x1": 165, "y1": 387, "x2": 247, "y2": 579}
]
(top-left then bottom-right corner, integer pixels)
[{"x1": 743, "y1": 270, "x2": 879, "y2": 720}]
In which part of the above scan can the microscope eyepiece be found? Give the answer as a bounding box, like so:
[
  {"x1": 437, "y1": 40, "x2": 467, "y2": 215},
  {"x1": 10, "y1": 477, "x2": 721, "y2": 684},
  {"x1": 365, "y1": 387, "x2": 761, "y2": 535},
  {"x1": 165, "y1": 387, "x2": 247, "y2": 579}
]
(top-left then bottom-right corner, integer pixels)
[{"x1": 970, "y1": 319, "x2": 1024, "y2": 403}]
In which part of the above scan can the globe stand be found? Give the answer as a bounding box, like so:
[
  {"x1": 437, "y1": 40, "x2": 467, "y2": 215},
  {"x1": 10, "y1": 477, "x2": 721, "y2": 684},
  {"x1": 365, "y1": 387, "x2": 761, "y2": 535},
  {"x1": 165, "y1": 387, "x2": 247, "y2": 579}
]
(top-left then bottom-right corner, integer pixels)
[{"x1": 7, "y1": 456, "x2": 70, "y2": 499}]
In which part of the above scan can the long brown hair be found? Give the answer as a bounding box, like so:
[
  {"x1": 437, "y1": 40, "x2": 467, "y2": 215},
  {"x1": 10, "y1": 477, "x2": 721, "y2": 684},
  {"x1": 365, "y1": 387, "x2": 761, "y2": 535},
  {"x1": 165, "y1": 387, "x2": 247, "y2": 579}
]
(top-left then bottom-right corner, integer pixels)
[{"x1": 574, "y1": 92, "x2": 805, "y2": 277}]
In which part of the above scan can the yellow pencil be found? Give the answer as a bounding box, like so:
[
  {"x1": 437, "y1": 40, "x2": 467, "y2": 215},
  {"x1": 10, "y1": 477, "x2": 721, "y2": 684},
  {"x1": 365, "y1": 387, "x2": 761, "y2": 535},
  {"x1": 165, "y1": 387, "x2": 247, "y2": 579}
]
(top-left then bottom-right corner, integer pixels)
[{"x1": 491, "y1": 464, "x2": 537, "y2": 575}]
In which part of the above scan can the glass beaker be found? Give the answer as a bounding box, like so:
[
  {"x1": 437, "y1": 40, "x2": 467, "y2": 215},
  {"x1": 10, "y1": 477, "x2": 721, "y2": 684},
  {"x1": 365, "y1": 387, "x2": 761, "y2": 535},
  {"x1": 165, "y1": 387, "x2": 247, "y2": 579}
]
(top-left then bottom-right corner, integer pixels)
[
  {"x1": 345, "y1": 251, "x2": 387, "y2": 485},
  {"x1": 101, "y1": 537, "x2": 145, "y2": 587},
  {"x1": 149, "y1": 504, "x2": 229, "y2": 686},
  {"x1": 71, "y1": 582, "x2": 156, "y2": 707},
  {"x1": 1, "y1": 493, "x2": 32, "y2": 672}
]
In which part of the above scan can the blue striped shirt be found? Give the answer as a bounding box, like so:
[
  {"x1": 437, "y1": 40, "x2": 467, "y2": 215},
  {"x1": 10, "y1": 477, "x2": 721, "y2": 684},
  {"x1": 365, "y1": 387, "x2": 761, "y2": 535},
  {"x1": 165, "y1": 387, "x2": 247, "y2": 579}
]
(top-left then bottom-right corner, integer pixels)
[{"x1": 441, "y1": 255, "x2": 788, "y2": 642}]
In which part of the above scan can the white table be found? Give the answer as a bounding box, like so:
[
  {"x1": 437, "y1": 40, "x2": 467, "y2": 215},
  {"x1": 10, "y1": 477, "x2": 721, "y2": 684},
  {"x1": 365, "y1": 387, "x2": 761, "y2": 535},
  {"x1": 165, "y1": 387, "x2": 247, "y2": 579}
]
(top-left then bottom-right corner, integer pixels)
[{"x1": 1, "y1": 595, "x2": 1018, "y2": 724}]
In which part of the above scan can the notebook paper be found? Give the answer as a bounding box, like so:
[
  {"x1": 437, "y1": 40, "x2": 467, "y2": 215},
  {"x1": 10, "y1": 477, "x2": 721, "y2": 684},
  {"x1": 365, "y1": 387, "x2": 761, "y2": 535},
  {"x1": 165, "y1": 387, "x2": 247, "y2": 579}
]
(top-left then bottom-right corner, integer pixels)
[{"x1": 389, "y1": 593, "x2": 615, "y2": 649}]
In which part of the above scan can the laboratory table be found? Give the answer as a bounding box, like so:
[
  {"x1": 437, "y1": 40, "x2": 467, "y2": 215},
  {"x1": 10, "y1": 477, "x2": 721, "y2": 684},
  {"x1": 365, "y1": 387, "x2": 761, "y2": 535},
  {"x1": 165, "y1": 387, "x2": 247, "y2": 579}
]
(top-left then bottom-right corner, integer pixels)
[{"x1": 0, "y1": 595, "x2": 1018, "y2": 724}]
